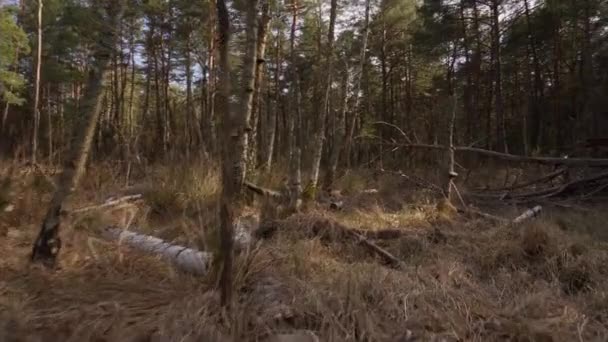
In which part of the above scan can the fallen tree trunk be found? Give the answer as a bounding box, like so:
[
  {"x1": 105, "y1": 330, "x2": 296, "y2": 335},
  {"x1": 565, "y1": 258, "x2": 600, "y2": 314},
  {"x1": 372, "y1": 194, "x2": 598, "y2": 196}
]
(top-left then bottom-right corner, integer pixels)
[
  {"x1": 245, "y1": 181, "x2": 284, "y2": 199},
  {"x1": 102, "y1": 227, "x2": 213, "y2": 276},
  {"x1": 395, "y1": 143, "x2": 608, "y2": 167},
  {"x1": 512, "y1": 206, "x2": 542, "y2": 224}
]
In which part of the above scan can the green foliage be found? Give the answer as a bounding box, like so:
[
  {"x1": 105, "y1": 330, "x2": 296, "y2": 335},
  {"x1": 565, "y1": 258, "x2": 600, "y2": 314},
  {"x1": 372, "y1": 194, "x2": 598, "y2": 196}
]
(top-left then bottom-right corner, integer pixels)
[{"x1": 0, "y1": 6, "x2": 30, "y2": 106}]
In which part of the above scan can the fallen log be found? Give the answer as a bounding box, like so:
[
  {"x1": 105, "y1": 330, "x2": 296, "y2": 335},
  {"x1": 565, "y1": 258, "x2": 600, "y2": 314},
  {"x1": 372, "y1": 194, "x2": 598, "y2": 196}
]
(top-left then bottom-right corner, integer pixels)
[
  {"x1": 245, "y1": 181, "x2": 284, "y2": 199},
  {"x1": 394, "y1": 143, "x2": 608, "y2": 167},
  {"x1": 102, "y1": 227, "x2": 213, "y2": 276},
  {"x1": 512, "y1": 206, "x2": 542, "y2": 224}
]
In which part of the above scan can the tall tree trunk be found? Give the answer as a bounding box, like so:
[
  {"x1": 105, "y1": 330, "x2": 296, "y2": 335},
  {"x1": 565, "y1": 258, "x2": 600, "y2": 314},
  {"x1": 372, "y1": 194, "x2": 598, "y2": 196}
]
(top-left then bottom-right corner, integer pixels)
[
  {"x1": 265, "y1": 25, "x2": 282, "y2": 173},
  {"x1": 327, "y1": 65, "x2": 348, "y2": 187},
  {"x1": 345, "y1": 0, "x2": 370, "y2": 168},
  {"x1": 216, "y1": 0, "x2": 237, "y2": 308},
  {"x1": 460, "y1": 0, "x2": 473, "y2": 144},
  {"x1": 523, "y1": 0, "x2": 543, "y2": 152},
  {"x1": 236, "y1": 0, "x2": 260, "y2": 186},
  {"x1": 31, "y1": 0, "x2": 43, "y2": 164},
  {"x1": 31, "y1": 0, "x2": 126, "y2": 267},
  {"x1": 491, "y1": 0, "x2": 507, "y2": 152},
  {"x1": 288, "y1": 0, "x2": 302, "y2": 211},
  {"x1": 309, "y1": 0, "x2": 338, "y2": 193},
  {"x1": 185, "y1": 33, "x2": 194, "y2": 155},
  {"x1": 248, "y1": 1, "x2": 271, "y2": 172},
  {"x1": 46, "y1": 84, "x2": 53, "y2": 162}
]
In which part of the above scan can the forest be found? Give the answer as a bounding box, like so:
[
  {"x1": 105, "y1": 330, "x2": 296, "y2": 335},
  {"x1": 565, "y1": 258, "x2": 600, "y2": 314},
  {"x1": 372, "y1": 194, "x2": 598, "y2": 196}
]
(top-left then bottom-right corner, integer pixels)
[{"x1": 1, "y1": 0, "x2": 608, "y2": 340}]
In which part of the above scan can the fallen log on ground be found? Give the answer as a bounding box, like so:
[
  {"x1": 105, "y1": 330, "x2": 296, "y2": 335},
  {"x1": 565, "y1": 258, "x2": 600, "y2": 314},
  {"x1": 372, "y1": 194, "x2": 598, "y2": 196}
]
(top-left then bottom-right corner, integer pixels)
[
  {"x1": 395, "y1": 143, "x2": 608, "y2": 167},
  {"x1": 102, "y1": 227, "x2": 213, "y2": 276},
  {"x1": 101, "y1": 216, "x2": 256, "y2": 276},
  {"x1": 512, "y1": 206, "x2": 542, "y2": 224},
  {"x1": 245, "y1": 181, "x2": 284, "y2": 199}
]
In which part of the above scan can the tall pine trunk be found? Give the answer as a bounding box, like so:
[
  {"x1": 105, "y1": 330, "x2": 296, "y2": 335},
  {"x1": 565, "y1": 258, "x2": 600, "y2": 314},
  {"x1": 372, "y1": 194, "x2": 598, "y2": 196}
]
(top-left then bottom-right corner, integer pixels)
[
  {"x1": 309, "y1": 0, "x2": 337, "y2": 194},
  {"x1": 345, "y1": 0, "x2": 370, "y2": 167},
  {"x1": 31, "y1": 0, "x2": 43, "y2": 164}
]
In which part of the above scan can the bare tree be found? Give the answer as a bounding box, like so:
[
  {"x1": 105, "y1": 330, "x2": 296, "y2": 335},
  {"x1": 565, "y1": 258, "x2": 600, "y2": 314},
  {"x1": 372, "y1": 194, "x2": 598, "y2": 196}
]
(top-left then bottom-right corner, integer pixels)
[{"x1": 31, "y1": 0, "x2": 126, "y2": 267}]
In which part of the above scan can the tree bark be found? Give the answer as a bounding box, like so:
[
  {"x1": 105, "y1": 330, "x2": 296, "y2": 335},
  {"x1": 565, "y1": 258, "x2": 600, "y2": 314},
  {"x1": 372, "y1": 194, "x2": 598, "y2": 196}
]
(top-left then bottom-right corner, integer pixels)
[
  {"x1": 31, "y1": 0, "x2": 43, "y2": 164},
  {"x1": 248, "y1": 1, "x2": 271, "y2": 172},
  {"x1": 491, "y1": 0, "x2": 507, "y2": 153},
  {"x1": 327, "y1": 66, "x2": 348, "y2": 188},
  {"x1": 288, "y1": 0, "x2": 302, "y2": 212},
  {"x1": 236, "y1": 0, "x2": 260, "y2": 187},
  {"x1": 309, "y1": 0, "x2": 338, "y2": 194},
  {"x1": 31, "y1": 0, "x2": 126, "y2": 267},
  {"x1": 215, "y1": 0, "x2": 239, "y2": 307}
]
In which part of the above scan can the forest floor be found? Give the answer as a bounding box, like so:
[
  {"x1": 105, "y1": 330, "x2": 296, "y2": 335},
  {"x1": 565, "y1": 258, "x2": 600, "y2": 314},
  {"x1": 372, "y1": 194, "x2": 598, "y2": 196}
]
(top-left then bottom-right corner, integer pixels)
[{"x1": 1, "y1": 161, "x2": 608, "y2": 341}]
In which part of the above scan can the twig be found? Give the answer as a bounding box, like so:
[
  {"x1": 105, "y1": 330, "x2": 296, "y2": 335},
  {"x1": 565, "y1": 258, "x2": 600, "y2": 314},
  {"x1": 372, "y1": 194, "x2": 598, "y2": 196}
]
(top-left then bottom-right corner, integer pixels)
[
  {"x1": 372, "y1": 121, "x2": 413, "y2": 144},
  {"x1": 346, "y1": 229, "x2": 402, "y2": 266}
]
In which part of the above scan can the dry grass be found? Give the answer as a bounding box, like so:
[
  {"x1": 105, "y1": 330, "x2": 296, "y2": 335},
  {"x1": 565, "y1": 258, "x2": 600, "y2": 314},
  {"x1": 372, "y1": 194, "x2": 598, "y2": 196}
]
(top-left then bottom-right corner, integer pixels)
[{"x1": 1, "y1": 162, "x2": 608, "y2": 341}]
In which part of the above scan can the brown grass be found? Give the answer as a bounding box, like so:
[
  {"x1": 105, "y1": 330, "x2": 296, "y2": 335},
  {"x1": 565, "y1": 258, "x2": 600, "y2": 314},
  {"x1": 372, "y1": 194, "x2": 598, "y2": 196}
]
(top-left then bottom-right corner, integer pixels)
[{"x1": 1, "y1": 162, "x2": 608, "y2": 341}]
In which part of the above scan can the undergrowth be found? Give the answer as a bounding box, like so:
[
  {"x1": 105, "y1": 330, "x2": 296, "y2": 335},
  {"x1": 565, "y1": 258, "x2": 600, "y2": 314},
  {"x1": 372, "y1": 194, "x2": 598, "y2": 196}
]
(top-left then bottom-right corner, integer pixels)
[{"x1": 1, "y1": 161, "x2": 608, "y2": 341}]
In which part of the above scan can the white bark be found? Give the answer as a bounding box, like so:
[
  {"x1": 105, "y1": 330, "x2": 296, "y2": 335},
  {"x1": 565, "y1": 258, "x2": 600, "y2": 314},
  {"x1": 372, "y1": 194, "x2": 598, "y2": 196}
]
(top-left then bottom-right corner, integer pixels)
[
  {"x1": 103, "y1": 227, "x2": 213, "y2": 276},
  {"x1": 513, "y1": 205, "x2": 542, "y2": 224}
]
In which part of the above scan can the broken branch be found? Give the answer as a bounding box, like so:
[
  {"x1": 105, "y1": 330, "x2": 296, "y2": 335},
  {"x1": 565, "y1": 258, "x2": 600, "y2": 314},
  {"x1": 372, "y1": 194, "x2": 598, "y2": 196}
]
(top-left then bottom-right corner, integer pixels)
[
  {"x1": 70, "y1": 194, "x2": 143, "y2": 215},
  {"x1": 393, "y1": 144, "x2": 608, "y2": 167}
]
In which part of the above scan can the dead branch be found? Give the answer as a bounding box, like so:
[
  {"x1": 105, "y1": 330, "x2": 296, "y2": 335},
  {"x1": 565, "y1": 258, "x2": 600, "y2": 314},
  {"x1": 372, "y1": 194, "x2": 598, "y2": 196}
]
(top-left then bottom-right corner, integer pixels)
[
  {"x1": 346, "y1": 229, "x2": 402, "y2": 266},
  {"x1": 244, "y1": 181, "x2": 284, "y2": 199},
  {"x1": 393, "y1": 143, "x2": 608, "y2": 167},
  {"x1": 484, "y1": 168, "x2": 567, "y2": 192},
  {"x1": 511, "y1": 170, "x2": 608, "y2": 200},
  {"x1": 378, "y1": 169, "x2": 443, "y2": 194},
  {"x1": 372, "y1": 121, "x2": 413, "y2": 144},
  {"x1": 70, "y1": 194, "x2": 143, "y2": 215},
  {"x1": 457, "y1": 207, "x2": 509, "y2": 224}
]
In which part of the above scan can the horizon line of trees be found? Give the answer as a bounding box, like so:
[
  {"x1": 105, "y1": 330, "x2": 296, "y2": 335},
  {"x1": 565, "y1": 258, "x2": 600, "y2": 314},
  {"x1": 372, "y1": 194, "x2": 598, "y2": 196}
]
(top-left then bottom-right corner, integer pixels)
[{"x1": 1, "y1": 0, "x2": 607, "y2": 172}]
